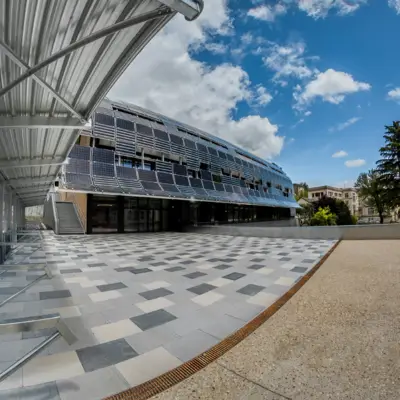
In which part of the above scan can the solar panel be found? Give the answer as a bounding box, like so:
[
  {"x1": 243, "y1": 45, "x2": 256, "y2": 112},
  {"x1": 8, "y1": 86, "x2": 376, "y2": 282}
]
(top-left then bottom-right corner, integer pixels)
[
  {"x1": 173, "y1": 164, "x2": 187, "y2": 176},
  {"x1": 116, "y1": 118, "x2": 134, "y2": 131},
  {"x1": 141, "y1": 181, "x2": 162, "y2": 191},
  {"x1": 190, "y1": 178, "x2": 203, "y2": 188},
  {"x1": 214, "y1": 183, "x2": 225, "y2": 192},
  {"x1": 218, "y1": 151, "x2": 227, "y2": 160},
  {"x1": 136, "y1": 123, "x2": 153, "y2": 136},
  {"x1": 154, "y1": 129, "x2": 169, "y2": 141},
  {"x1": 184, "y1": 139, "x2": 196, "y2": 149},
  {"x1": 92, "y1": 148, "x2": 114, "y2": 164},
  {"x1": 174, "y1": 175, "x2": 190, "y2": 186},
  {"x1": 169, "y1": 134, "x2": 183, "y2": 146},
  {"x1": 116, "y1": 166, "x2": 138, "y2": 179},
  {"x1": 69, "y1": 145, "x2": 91, "y2": 160},
  {"x1": 95, "y1": 113, "x2": 114, "y2": 126},
  {"x1": 93, "y1": 162, "x2": 115, "y2": 177},
  {"x1": 138, "y1": 169, "x2": 157, "y2": 182},
  {"x1": 208, "y1": 147, "x2": 218, "y2": 156},
  {"x1": 234, "y1": 157, "x2": 242, "y2": 165},
  {"x1": 233, "y1": 185, "x2": 241, "y2": 194},
  {"x1": 226, "y1": 154, "x2": 234, "y2": 162},
  {"x1": 160, "y1": 183, "x2": 180, "y2": 193},
  {"x1": 192, "y1": 187, "x2": 208, "y2": 196},
  {"x1": 197, "y1": 143, "x2": 207, "y2": 153},
  {"x1": 202, "y1": 180, "x2": 215, "y2": 190},
  {"x1": 224, "y1": 184, "x2": 233, "y2": 193},
  {"x1": 200, "y1": 170, "x2": 212, "y2": 181},
  {"x1": 157, "y1": 172, "x2": 174, "y2": 184}
]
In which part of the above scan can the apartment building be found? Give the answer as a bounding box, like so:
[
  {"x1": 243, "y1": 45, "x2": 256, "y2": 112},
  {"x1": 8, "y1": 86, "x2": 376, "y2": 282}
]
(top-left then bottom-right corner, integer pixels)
[{"x1": 308, "y1": 186, "x2": 359, "y2": 216}]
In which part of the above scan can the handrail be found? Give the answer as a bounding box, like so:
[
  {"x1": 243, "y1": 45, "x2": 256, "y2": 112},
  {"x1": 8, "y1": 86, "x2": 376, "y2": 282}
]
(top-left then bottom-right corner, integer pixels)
[
  {"x1": 70, "y1": 192, "x2": 86, "y2": 234},
  {"x1": 50, "y1": 191, "x2": 59, "y2": 234}
]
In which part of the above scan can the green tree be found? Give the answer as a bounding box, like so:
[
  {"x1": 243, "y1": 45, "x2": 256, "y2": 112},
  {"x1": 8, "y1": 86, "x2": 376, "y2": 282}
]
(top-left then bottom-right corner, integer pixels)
[
  {"x1": 355, "y1": 170, "x2": 389, "y2": 224},
  {"x1": 294, "y1": 182, "x2": 309, "y2": 200},
  {"x1": 297, "y1": 203, "x2": 314, "y2": 226},
  {"x1": 376, "y1": 121, "x2": 400, "y2": 206},
  {"x1": 310, "y1": 207, "x2": 337, "y2": 226},
  {"x1": 314, "y1": 195, "x2": 353, "y2": 225}
]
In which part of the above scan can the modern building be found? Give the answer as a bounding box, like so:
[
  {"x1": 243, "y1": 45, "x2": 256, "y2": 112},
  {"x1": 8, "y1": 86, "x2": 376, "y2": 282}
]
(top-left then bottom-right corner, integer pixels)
[
  {"x1": 45, "y1": 99, "x2": 299, "y2": 234},
  {"x1": 308, "y1": 185, "x2": 359, "y2": 216}
]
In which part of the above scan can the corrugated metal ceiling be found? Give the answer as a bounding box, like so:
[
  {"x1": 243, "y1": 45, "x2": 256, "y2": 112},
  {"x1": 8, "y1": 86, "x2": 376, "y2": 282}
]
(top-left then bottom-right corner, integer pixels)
[{"x1": 0, "y1": 0, "x2": 202, "y2": 206}]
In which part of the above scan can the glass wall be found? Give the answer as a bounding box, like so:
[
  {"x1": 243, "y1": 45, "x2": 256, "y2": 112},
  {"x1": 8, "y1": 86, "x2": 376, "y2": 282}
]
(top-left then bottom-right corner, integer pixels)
[{"x1": 90, "y1": 195, "x2": 118, "y2": 233}]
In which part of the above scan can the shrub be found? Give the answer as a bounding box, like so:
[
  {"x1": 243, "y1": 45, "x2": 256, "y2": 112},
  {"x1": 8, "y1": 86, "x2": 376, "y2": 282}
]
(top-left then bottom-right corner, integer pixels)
[
  {"x1": 314, "y1": 195, "x2": 354, "y2": 225},
  {"x1": 310, "y1": 206, "x2": 337, "y2": 226}
]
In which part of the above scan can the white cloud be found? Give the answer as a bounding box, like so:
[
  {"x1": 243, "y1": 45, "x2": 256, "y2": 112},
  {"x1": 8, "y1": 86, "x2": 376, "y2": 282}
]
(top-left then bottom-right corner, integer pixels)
[
  {"x1": 345, "y1": 159, "x2": 366, "y2": 167},
  {"x1": 330, "y1": 117, "x2": 361, "y2": 132},
  {"x1": 388, "y1": 0, "x2": 400, "y2": 13},
  {"x1": 295, "y1": 69, "x2": 371, "y2": 107},
  {"x1": 109, "y1": 0, "x2": 284, "y2": 159},
  {"x1": 332, "y1": 150, "x2": 348, "y2": 158},
  {"x1": 204, "y1": 42, "x2": 227, "y2": 54},
  {"x1": 388, "y1": 87, "x2": 400, "y2": 100},
  {"x1": 304, "y1": 110, "x2": 312, "y2": 116},
  {"x1": 254, "y1": 86, "x2": 273, "y2": 105},
  {"x1": 248, "y1": 4, "x2": 287, "y2": 22},
  {"x1": 263, "y1": 42, "x2": 317, "y2": 85},
  {"x1": 297, "y1": 0, "x2": 366, "y2": 18}
]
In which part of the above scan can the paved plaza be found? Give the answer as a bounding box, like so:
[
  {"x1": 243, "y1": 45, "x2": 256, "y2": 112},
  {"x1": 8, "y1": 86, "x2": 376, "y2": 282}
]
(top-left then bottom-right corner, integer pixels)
[{"x1": 0, "y1": 232, "x2": 336, "y2": 399}]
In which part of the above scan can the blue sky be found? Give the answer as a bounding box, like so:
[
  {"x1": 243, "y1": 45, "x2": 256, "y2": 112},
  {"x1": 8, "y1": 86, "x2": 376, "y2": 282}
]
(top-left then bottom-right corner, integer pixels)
[{"x1": 110, "y1": 0, "x2": 400, "y2": 188}]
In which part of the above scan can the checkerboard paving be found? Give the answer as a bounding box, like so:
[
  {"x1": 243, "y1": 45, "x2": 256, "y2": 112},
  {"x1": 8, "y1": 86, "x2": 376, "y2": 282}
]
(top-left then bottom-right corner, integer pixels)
[{"x1": 0, "y1": 231, "x2": 336, "y2": 399}]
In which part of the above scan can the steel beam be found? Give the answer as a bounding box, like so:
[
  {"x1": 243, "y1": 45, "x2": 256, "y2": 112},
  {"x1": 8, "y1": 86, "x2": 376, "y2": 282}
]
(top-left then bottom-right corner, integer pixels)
[
  {"x1": 158, "y1": 0, "x2": 203, "y2": 20},
  {"x1": 0, "y1": 40, "x2": 87, "y2": 123},
  {"x1": 7, "y1": 177, "x2": 55, "y2": 187},
  {"x1": 0, "y1": 8, "x2": 174, "y2": 98},
  {"x1": 0, "y1": 158, "x2": 65, "y2": 169},
  {"x1": 15, "y1": 186, "x2": 51, "y2": 194},
  {"x1": 0, "y1": 116, "x2": 84, "y2": 130}
]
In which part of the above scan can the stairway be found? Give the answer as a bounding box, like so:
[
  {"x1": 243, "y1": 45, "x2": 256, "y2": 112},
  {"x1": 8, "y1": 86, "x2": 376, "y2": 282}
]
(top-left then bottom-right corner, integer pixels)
[{"x1": 56, "y1": 202, "x2": 85, "y2": 234}]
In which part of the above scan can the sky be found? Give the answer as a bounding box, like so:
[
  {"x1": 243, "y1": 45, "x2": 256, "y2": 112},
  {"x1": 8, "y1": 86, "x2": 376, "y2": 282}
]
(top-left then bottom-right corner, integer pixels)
[{"x1": 109, "y1": 0, "x2": 400, "y2": 188}]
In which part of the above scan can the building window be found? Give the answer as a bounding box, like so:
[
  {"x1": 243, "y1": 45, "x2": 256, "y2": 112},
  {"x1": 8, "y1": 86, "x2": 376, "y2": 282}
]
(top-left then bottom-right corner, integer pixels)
[
  {"x1": 95, "y1": 138, "x2": 115, "y2": 150},
  {"x1": 345, "y1": 193, "x2": 349, "y2": 198},
  {"x1": 213, "y1": 174, "x2": 222, "y2": 183}
]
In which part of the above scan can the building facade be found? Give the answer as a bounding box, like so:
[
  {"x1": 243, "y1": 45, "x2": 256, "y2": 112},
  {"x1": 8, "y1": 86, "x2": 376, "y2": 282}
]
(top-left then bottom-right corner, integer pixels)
[
  {"x1": 308, "y1": 186, "x2": 359, "y2": 215},
  {"x1": 57, "y1": 100, "x2": 299, "y2": 233}
]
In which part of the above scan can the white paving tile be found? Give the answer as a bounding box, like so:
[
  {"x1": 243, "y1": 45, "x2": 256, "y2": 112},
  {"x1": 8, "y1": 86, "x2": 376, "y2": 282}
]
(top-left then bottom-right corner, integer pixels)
[
  {"x1": 89, "y1": 290, "x2": 122, "y2": 303},
  {"x1": 142, "y1": 281, "x2": 171, "y2": 290},
  {"x1": 80, "y1": 279, "x2": 107, "y2": 288},
  {"x1": 196, "y1": 263, "x2": 214, "y2": 270},
  {"x1": 275, "y1": 276, "x2": 296, "y2": 286},
  {"x1": 81, "y1": 267, "x2": 102, "y2": 272},
  {"x1": 207, "y1": 278, "x2": 232, "y2": 287},
  {"x1": 254, "y1": 267, "x2": 274, "y2": 276},
  {"x1": 247, "y1": 292, "x2": 278, "y2": 307},
  {"x1": 46, "y1": 306, "x2": 81, "y2": 318},
  {"x1": 91, "y1": 319, "x2": 141, "y2": 343},
  {"x1": 136, "y1": 297, "x2": 174, "y2": 313},
  {"x1": 116, "y1": 347, "x2": 181, "y2": 387},
  {"x1": 22, "y1": 351, "x2": 85, "y2": 387},
  {"x1": 192, "y1": 292, "x2": 224, "y2": 307}
]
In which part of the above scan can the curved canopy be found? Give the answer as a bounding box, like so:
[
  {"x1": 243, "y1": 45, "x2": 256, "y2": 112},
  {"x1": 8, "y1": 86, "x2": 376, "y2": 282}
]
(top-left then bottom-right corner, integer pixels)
[{"x1": 0, "y1": 0, "x2": 203, "y2": 207}]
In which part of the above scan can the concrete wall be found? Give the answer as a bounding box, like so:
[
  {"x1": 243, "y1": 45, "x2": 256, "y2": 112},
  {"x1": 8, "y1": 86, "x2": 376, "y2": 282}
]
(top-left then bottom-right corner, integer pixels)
[
  {"x1": 58, "y1": 192, "x2": 87, "y2": 232},
  {"x1": 191, "y1": 223, "x2": 400, "y2": 240}
]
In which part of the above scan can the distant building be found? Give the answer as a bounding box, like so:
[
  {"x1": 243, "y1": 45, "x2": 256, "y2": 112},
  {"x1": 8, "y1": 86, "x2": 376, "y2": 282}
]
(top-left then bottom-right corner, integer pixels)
[{"x1": 308, "y1": 186, "x2": 359, "y2": 216}]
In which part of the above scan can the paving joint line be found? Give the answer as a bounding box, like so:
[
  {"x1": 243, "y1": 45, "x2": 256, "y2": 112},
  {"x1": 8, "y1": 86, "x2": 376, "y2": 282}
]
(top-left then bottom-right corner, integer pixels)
[{"x1": 215, "y1": 361, "x2": 292, "y2": 400}]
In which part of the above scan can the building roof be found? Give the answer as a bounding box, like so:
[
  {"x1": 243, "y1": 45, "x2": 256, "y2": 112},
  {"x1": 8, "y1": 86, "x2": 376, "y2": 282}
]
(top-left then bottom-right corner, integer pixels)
[{"x1": 0, "y1": 0, "x2": 203, "y2": 207}]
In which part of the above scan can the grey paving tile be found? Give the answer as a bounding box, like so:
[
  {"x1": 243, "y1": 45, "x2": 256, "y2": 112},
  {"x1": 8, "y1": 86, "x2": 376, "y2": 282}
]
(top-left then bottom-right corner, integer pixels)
[
  {"x1": 87, "y1": 263, "x2": 108, "y2": 267},
  {"x1": 138, "y1": 288, "x2": 174, "y2": 300},
  {"x1": 280, "y1": 257, "x2": 292, "y2": 261},
  {"x1": 187, "y1": 283, "x2": 216, "y2": 295},
  {"x1": 179, "y1": 259, "x2": 196, "y2": 265},
  {"x1": 39, "y1": 290, "x2": 71, "y2": 300},
  {"x1": 59, "y1": 269, "x2": 82, "y2": 274},
  {"x1": 223, "y1": 272, "x2": 246, "y2": 281},
  {"x1": 115, "y1": 266, "x2": 135, "y2": 272},
  {"x1": 250, "y1": 258, "x2": 265, "y2": 262},
  {"x1": 214, "y1": 264, "x2": 232, "y2": 270},
  {"x1": 237, "y1": 284, "x2": 265, "y2": 296},
  {"x1": 150, "y1": 262, "x2": 167, "y2": 267},
  {"x1": 302, "y1": 259, "x2": 316, "y2": 263},
  {"x1": 165, "y1": 256, "x2": 180, "y2": 261},
  {"x1": 76, "y1": 338, "x2": 138, "y2": 373},
  {"x1": 0, "y1": 287, "x2": 24, "y2": 295},
  {"x1": 0, "y1": 382, "x2": 61, "y2": 400},
  {"x1": 164, "y1": 329, "x2": 219, "y2": 362},
  {"x1": 165, "y1": 266, "x2": 185, "y2": 272},
  {"x1": 291, "y1": 266, "x2": 308, "y2": 273},
  {"x1": 130, "y1": 268, "x2": 152, "y2": 274},
  {"x1": 97, "y1": 282, "x2": 127, "y2": 292},
  {"x1": 130, "y1": 309, "x2": 177, "y2": 331},
  {"x1": 183, "y1": 271, "x2": 207, "y2": 279},
  {"x1": 248, "y1": 264, "x2": 264, "y2": 270}
]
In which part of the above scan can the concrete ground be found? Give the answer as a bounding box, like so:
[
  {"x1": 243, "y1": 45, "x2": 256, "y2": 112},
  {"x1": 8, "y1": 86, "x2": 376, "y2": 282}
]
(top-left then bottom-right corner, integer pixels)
[
  {"x1": 152, "y1": 240, "x2": 400, "y2": 400},
  {"x1": 0, "y1": 232, "x2": 335, "y2": 399}
]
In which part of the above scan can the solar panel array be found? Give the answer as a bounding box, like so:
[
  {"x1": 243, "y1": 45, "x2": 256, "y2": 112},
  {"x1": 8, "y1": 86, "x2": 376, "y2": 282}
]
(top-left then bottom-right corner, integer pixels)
[{"x1": 62, "y1": 111, "x2": 299, "y2": 208}]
